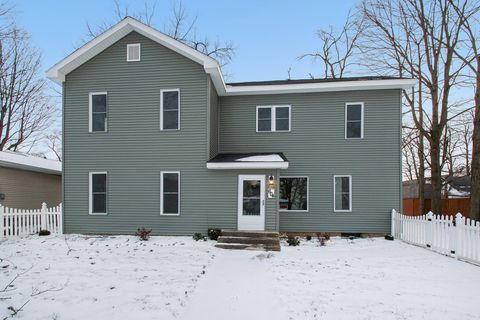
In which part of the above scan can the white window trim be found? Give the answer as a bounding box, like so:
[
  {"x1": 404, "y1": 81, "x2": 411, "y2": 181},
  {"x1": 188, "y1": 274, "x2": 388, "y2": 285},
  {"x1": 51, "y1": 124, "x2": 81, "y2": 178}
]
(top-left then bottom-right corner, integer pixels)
[
  {"x1": 126, "y1": 43, "x2": 141, "y2": 61},
  {"x1": 256, "y1": 105, "x2": 291, "y2": 132},
  {"x1": 278, "y1": 176, "x2": 309, "y2": 213},
  {"x1": 160, "y1": 89, "x2": 181, "y2": 131},
  {"x1": 89, "y1": 92, "x2": 108, "y2": 133},
  {"x1": 160, "y1": 171, "x2": 180, "y2": 216},
  {"x1": 344, "y1": 102, "x2": 364, "y2": 139},
  {"x1": 89, "y1": 171, "x2": 108, "y2": 215},
  {"x1": 333, "y1": 175, "x2": 352, "y2": 213}
]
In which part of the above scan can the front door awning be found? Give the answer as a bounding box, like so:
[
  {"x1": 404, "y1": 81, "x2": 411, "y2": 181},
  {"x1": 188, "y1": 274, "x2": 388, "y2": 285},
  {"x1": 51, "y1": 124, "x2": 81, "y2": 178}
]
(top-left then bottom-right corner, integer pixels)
[{"x1": 206, "y1": 152, "x2": 289, "y2": 170}]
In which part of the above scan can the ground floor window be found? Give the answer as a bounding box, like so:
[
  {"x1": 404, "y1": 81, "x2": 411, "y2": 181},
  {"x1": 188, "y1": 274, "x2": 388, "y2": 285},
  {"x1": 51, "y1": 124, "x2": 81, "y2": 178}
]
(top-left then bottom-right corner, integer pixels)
[
  {"x1": 89, "y1": 172, "x2": 107, "y2": 215},
  {"x1": 161, "y1": 171, "x2": 180, "y2": 215},
  {"x1": 334, "y1": 175, "x2": 352, "y2": 212},
  {"x1": 279, "y1": 176, "x2": 308, "y2": 211}
]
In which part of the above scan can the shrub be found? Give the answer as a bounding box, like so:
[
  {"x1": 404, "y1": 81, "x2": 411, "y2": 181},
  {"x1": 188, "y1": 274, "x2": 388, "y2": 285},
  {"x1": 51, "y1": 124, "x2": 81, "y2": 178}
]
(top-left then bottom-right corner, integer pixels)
[
  {"x1": 135, "y1": 227, "x2": 152, "y2": 241},
  {"x1": 38, "y1": 229, "x2": 50, "y2": 236},
  {"x1": 287, "y1": 236, "x2": 300, "y2": 246},
  {"x1": 207, "y1": 228, "x2": 221, "y2": 241},
  {"x1": 193, "y1": 233, "x2": 205, "y2": 241},
  {"x1": 316, "y1": 233, "x2": 330, "y2": 246},
  {"x1": 306, "y1": 235, "x2": 312, "y2": 241}
]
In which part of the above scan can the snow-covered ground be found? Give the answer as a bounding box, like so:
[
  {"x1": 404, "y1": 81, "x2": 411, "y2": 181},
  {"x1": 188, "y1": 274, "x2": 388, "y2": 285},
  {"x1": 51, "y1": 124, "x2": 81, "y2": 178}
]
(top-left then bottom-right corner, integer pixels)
[{"x1": 1, "y1": 235, "x2": 479, "y2": 320}]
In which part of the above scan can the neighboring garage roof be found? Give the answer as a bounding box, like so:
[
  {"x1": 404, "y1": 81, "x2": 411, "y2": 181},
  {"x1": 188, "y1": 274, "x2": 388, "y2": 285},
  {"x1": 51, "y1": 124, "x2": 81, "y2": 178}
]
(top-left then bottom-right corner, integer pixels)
[
  {"x1": 0, "y1": 151, "x2": 61, "y2": 175},
  {"x1": 206, "y1": 152, "x2": 289, "y2": 170},
  {"x1": 47, "y1": 17, "x2": 416, "y2": 96}
]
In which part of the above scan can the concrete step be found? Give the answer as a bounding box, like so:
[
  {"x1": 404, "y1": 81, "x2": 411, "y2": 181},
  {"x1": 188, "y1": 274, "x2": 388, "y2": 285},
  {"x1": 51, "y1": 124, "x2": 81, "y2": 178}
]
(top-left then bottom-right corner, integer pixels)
[
  {"x1": 215, "y1": 243, "x2": 281, "y2": 252},
  {"x1": 217, "y1": 236, "x2": 280, "y2": 246},
  {"x1": 221, "y1": 229, "x2": 279, "y2": 238}
]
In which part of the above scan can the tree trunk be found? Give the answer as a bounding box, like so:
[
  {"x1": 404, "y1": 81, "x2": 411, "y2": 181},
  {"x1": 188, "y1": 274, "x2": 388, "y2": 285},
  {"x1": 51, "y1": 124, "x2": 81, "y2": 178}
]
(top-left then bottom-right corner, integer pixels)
[
  {"x1": 430, "y1": 135, "x2": 443, "y2": 214},
  {"x1": 469, "y1": 87, "x2": 480, "y2": 220}
]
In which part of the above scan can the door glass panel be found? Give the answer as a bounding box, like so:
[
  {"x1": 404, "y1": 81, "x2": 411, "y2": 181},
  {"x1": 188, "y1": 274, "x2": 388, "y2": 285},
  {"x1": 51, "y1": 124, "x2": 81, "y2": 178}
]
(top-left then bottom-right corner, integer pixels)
[{"x1": 243, "y1": 180, "x2": 261, "y2": 216}]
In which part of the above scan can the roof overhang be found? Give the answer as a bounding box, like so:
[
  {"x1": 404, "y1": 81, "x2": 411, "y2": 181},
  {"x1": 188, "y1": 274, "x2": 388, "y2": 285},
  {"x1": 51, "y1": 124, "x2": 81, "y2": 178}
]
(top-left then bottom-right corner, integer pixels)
[
  {"x1": 0, "y1": 151, "x2": 61, "y2": 175},
  {"x1": 206, "y1": 153, "x2": 289, "y2": 170},
  {"x1": 206, "y1": 162, "x2": 289, "y2": 170},
  {"x1": 47, "y1": 17, "x2": 416, "y2": 96}
]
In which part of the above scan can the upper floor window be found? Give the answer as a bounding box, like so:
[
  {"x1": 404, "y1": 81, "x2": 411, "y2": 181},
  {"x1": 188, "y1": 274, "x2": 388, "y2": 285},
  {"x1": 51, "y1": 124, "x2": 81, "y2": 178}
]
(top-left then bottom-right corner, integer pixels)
[
  {"x1": 334, "y1": 175, "x2": 352, "y2": 212},
  {"x1": 89, "y1": 172, "x2": 107, "y2": 215},
  {"x1": 345, "y1": 102, "x2": 364, "y2": 139},
  {"x1": 89, "y1": 92, "x2": 107, "y2": 132},
  {"x1": 160, "y1": 89, "x2": 180, "y2": 130},
  {"x1": 127, "y1": 43, "x2": 141, "y2": 61},
  {"x1": 256, "y1": 105, "x2": 291, "y2": 132}
]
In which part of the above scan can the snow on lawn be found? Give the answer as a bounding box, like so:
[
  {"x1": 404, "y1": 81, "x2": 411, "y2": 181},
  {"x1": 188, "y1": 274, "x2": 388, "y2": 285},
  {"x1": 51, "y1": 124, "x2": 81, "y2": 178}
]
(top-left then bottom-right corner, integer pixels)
[{"x1": 1, "y1": 235, "x2": 480, "y2": 320}]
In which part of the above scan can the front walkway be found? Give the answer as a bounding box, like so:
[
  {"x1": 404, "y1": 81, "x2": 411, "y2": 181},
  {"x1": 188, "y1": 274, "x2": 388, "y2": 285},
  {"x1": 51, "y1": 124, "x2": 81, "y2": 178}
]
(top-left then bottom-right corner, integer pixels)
[{"x1": 182, "y1": 250, "x2": 288, "y2": 320}]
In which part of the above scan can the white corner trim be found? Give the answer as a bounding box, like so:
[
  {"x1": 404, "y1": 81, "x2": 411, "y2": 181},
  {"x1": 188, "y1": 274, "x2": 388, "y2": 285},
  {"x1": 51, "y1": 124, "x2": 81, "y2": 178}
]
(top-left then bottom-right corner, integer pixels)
[
  {"x1": 160, "y1": 89, "x2": 181, "y2": 131},
  {"x1": 333, "y1": 175, "x2": 352, "y2": 213},
  {"x1": 160, "y1": 171, "x2": 180, "y2": 216},
  {"x1": 206, "y1": 162, "x2": 289, "y2": 170},
  {"x1": 345, "y1": 102, "x2": 364, "y2": 140},
  {"x1": 89, "y1": 171, "x2": 108, "y2": 215}
]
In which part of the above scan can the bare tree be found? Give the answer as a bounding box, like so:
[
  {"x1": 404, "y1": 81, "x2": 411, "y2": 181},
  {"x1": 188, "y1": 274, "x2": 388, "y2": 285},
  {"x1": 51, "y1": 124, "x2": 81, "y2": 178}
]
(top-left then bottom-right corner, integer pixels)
[
  {"x1": 0, "y1": 26, "x2": 53, "y2": 152},
  {"x1": 359, "y1": 0, "x2": 468, "y2": 214},
  {"x1": 299, "y1": 11, "x2": 362, "y2": 78},
  {"x1": 83, "y1": 0, "x2": 234, "y2": 68},
  {"x1": 45, "y1": 130, "x2": 62, "y2": 161}
]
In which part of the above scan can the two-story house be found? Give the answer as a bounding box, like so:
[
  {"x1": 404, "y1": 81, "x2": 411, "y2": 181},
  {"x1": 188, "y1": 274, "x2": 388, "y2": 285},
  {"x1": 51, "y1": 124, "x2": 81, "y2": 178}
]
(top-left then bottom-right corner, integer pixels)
[{"x1": 47, "y1": 17, "x2": 415, "y2": 235}]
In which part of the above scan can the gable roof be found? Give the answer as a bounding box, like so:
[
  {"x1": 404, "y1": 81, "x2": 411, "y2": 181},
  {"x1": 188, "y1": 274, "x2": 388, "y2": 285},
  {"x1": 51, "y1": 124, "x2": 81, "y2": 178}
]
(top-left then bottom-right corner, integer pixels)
[
  {"x1": 0, "y1": 151, "x2": 61, "y2": 175},
  {"x1": 47, "y1": 17, "x2": 415, "y2": 96}
]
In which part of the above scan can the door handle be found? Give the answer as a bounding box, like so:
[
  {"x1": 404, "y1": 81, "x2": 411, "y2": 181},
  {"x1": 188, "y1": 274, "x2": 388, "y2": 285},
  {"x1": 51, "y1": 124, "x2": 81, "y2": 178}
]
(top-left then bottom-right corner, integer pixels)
[{"x1": 262, "y1": 199, "x2": 265, "y2": 206}]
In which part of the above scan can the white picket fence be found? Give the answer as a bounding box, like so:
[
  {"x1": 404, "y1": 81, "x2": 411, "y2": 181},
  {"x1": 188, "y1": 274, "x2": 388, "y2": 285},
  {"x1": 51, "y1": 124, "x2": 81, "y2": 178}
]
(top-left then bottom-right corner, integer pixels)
[
  {"x1": 0, "y1": 203, "x2": 63, "y2": 238},
  {"x1": 392, "y1": 209, "x2": 480, "y2": 264}
]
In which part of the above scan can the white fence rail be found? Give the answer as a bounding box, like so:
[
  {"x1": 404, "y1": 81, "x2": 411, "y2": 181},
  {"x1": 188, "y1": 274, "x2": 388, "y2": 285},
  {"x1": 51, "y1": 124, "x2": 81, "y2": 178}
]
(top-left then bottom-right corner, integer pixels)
[
  {"x1": 392, "y1": 209, "x2": 480, "y2": 264},
  {"x1": 0, "y1": 203, "x2": 63, "y2": 238}
]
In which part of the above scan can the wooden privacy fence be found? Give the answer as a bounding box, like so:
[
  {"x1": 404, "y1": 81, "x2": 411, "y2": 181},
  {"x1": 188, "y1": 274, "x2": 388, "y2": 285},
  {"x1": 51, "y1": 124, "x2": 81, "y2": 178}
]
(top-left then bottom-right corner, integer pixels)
[
  {"x1": 0, "y1": 203, "x2": 63, "y2": 238},
  {"x1": 391, "y1": 209, "x2": 480, "y2": 264},
  {"x1": 403, "y1": 198, "x2": 471, "y2": 217}
]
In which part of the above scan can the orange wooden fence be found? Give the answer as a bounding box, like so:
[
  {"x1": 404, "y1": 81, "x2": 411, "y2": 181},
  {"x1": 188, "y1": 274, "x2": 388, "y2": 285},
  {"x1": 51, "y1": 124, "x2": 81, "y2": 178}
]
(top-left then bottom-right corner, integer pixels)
[{"x1": 403, "y1": 198, "x2": 471, "y2": 217}]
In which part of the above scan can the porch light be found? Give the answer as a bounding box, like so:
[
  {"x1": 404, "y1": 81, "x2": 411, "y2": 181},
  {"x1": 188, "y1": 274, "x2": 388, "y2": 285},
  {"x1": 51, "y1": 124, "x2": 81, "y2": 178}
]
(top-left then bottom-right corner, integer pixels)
[
  {"x1": 268, "y1": 175, "x2": 275, "y2": 186},
  {"x1": 268, "y1": 175, "x2": 275, "y2": 198}
]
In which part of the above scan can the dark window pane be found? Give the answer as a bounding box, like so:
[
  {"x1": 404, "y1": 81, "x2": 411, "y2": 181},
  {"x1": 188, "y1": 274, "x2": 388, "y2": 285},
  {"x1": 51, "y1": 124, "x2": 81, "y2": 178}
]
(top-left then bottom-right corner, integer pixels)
[
  {"x1": 163, "y1": 173, "x2": 178, "y2": 193},
  {"x1": 92, "y1": 94, "x2": 106, "y2": 112},
  {"x1": 163, "y1": 110, "x2": 178, "y2": 129},
  {"x1": 163, "y1": 194, "x2": 178, "y2": 214},
  {"x1": 341, "y1": 194, "x2": 350, "y2": 210},
  {"x1": 93, "y1": 194, "x2": 106, "y2": 213},
  {"x1": 346, "y1": 121, "x2": 361, "y2": 138},
  {"x1": 258, "y1": 119, "x2": 271, "y2": 131},
  {"x1": 92, "y1": 174, "x2": 106, "y2": 192},
  {"x1": 276, "y1": 107, "x2": 289, "y2": 119},
  {"x1": 257, "y1": 108, "x2": 271, "y2": 119},
  {"x1": 279, "y1": 177, "x2": 308, "y2": 211},
  {"x1": 243, "y1": 199, "x2": 260, "y2": 216},
  {"x1": 243, "y1": 180, "x2": 260, "y2": 197},
  {"x1": 163, "y1": 91, "x2": 179, "y2": 110},
  {"x1": 276, "y1": 118, "x2": 289, "y2": 131},
  {"x1": 341, "y1": 177, "x2": 350, "y2": 192},
  {"x1": 347, "y1": 105, "x2": 362, "y2": 121},
  {"x1": 92, "y1": 113, "x2": 107, "y2": 132}
]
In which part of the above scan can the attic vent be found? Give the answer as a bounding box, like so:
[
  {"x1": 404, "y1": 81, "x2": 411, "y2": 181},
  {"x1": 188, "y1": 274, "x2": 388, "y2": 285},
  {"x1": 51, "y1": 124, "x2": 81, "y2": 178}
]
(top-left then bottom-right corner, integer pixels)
[{"x1": 127, "y1": 43, "x2": 141, "y2": 61}]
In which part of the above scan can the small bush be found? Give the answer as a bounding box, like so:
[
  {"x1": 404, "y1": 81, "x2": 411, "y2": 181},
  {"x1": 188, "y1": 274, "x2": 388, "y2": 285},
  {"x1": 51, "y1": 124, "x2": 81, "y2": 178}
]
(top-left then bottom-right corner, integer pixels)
[
  {"x1": 135, "y1": 227, "x2": 152, "y2": 241},
  {"x1": 287, "y1": 236, "x2": 300, "y2": 246},
  {"x1": 38, "y1": 229, "x2": 50, "y2": 236},
  {"x1": 316, "y1": 233, "x2": 330, "y2": 246},
  {"x1": 306, "y1": 235, "x2": 312, "y2": 241},
  {"x1": 207, "y1": 228, "x2": 221, "y2": 241},
  {"x1": 193, "y1": 233, "x2": 206, "y2": 241}
]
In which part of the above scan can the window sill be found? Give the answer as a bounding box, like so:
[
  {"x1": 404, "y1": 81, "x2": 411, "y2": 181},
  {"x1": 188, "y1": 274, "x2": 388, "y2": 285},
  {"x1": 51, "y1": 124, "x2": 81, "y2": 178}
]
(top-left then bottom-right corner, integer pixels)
[
  {"x1": 334, "y1": 210, "x2": 352, "y2": 213},
  {"x1": 89, "y1": 212, "x2": 108, "y2": 216},
  {"x1": 160, "y1": 213, "x2": 180, "y2": 216},
  {"x1": 279, "y1": 210, "x2": 309, "y2": 213}
]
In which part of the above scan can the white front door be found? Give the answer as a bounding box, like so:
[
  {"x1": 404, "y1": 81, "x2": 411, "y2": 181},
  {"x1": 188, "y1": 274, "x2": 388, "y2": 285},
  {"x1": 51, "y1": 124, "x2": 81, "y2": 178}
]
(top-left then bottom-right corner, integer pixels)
[{"x1": 238, "y1": 175, "x2": 265, "y2": 230}]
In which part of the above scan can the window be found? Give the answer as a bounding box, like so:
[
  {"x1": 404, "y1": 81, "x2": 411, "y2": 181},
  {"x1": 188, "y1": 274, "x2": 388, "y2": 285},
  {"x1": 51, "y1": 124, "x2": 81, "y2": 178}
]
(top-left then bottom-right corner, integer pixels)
[
  {"x1": 279, "y1": 176, "x2": 308, "y2": 212},
  {"x1": 345, "y1": 103, "x2": 364, "y2": 139},
  {"x1": 334, "y1": 175, "x2": 352, "y2": 212},
  {"x1": 127, "y1": 43, "x2": 141, "y2": 61},
  {"x1": 256, "y1": 105, "x2": 291, "y2": 132},
  {"x1": 89, "y1": 92, "x2": 107, "y2": 132},
  {"x1": 89, "y1": 172, "x2": 107, "y2": 215},
  {"x1": 161, "y1": 171, "x2": 180, "y2": 215},
  {"x1": 160, "y1": 89, "x2": 180, "y2": 130}
]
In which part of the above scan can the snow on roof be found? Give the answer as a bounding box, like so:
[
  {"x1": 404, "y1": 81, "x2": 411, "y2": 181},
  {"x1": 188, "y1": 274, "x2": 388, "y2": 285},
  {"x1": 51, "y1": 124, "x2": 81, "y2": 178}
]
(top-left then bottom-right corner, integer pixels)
[
  {"x1": 236, "y1": 154, "x2": 284, "y2": 162},
  {"x1": 0, "y1": 151, "x2": 61, "y2": 175}
]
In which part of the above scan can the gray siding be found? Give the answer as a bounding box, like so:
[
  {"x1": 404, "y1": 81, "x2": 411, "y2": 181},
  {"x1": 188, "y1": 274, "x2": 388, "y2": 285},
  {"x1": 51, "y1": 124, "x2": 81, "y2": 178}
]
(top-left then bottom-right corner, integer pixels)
[
  {"x1": 219, "y1": 90, "x2": 402, "y2": 233},
  {"x1": 207, "y1": 78, "x2": 219, "y2": 158},
  {"x1": 63, "y1": 31, "x2": 277, "y2": 235}
]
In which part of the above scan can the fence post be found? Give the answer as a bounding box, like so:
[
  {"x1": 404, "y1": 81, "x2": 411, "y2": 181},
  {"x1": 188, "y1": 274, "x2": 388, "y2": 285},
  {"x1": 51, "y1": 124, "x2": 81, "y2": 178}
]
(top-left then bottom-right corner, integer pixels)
[
  {"x1": 41, "y1": 202, "x2": 47, "y2": 230},
  {"x1": 391, "y1": 209, "x2": 396, "y2": 238},
  {"x1": 455, "y1": 213, "x2": 463, "y2": 260},
  {"x1": 0, "y1": 205, "x2": 4, "y2": 238},
  {"x1": 58, "y1": 203, "x2": 63, "y2": 235},
  {"x1": 426, "y1": 211, "x2": 433, "y2": 248}
]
